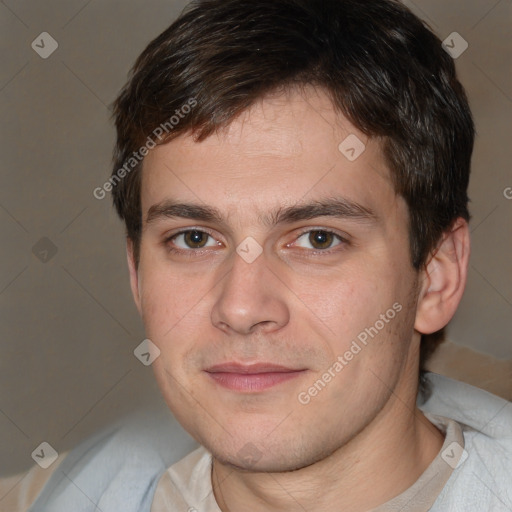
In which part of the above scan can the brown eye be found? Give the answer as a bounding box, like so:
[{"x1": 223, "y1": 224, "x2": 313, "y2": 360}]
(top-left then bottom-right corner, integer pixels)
[
  {"x1": 182, "y1": 230, "x2": 209, "y2": 248},
  {"x1": 294, "y1": 230, "x2": 344, "y2": 251},
  {"x1": 308, "y1": 230, "x2": 335, "y2": 249},
  {"x1": 168, "y1": 230, "x2": 216, "y2": 251},
  {"x1": 165, "y1": 229, "x2": 221, "y2": 255}
]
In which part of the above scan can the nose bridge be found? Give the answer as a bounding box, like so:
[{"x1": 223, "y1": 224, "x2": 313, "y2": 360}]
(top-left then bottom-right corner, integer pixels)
[{"x1": 211, "y1": 248, "x2": 289, "y2": 335}]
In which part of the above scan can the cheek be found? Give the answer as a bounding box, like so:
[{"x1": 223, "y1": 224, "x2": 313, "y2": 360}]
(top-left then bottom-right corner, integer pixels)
[
  {"x1": 137, "y1": 260, "x2": 196, "y2": 343},
  {"x1": 307, "y1": 268, "x2": 388, "y2": 336},
  {"x1": 316, "y1": 264, "x2": 413, "y2": 363},
  {"x1": 138, "y1": 276, "x2": 174, "y2": 337},
  {"x1": 136, "y1": 256, "x2": 219, "y2": 387}
]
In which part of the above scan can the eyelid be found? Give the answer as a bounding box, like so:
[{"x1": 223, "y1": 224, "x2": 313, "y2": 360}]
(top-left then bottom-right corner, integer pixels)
[
  {"x1": 294, "y1": 226, "x2": 349, "y2": 240},
  {"x1": 164, "y1": 227, "x2": 222, "y2": 249},
  {"x1": 164, "y1": 226, "x2": 218, "y2": 240},
  {"x1": 289, "y1": 227, "x2": 350, "y2": 251}
]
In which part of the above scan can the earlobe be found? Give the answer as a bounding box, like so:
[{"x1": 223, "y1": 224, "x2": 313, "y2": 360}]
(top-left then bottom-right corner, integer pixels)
[
  {"x1": 414, "y1": 218, "x2": 470, "y2": 335},
  {"x1": 126, "y1": 239, "x2": 142, "y2": 315}
]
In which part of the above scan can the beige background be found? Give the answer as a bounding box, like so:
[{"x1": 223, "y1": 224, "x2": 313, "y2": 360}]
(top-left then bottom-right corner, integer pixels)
[{"x1": 0, "y1": 0, "x2": 511, "y2": 478}]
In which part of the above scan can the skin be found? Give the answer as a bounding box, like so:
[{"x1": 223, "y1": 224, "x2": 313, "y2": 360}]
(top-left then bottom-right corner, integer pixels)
[{"x1": 127, "y1": 86, "x2": 470, "y2": 511}]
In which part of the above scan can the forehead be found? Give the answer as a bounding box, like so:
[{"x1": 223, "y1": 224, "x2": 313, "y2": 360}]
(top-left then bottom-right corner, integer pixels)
[{"x1": 140, "y1": 86, "x2": 402, "y2": 225}]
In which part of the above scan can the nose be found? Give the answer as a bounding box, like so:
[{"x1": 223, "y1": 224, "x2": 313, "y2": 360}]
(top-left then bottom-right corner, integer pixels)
[{"x1": 211, "y1": 249, "x2": 290, "y2": 336}]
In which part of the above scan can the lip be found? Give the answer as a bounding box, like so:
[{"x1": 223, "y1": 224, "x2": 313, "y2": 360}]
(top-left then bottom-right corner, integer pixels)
[
  {"x1": 206, "y1": 362, "x2": 301, "y2": 374},
  {"x1": 205, "y1": 362, "x2": 306, "y2": 392}
]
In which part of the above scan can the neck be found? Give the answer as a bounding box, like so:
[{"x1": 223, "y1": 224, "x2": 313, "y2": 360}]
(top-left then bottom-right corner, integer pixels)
[{"x1": 212, "y1": 372, "x2": 444, "y2": 512}]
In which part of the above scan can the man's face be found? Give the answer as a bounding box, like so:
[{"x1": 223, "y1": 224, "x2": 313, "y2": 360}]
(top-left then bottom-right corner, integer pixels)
[{"x1": 130, "y1": 87, "x2": 422, "y2": 472}]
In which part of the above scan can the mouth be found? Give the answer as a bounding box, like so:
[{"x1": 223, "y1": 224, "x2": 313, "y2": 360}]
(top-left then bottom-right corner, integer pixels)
[{"x1": 204, "y1": 362, "x2": 307, "y2": 392}]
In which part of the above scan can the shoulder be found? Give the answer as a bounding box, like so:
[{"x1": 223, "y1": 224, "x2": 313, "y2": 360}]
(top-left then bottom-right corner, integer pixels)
[
  {"x1": 0, "y1": 452, "x2": 68, "y2": 512},
  {"x1": 420, "y1": 372, "x2": 512, "y2": 438},
  {"x1": 420, "y1": 372, "x2": 512, "y2": 511},
  {"x1": 27, "y1": 404, "x2": 198, "y2": 512},
  {"x1": 431, "y1": 428, "x2": 512, "y2": 511}
]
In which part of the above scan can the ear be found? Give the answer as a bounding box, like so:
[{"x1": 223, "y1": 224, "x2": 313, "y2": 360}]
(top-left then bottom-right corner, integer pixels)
[
  {"x1": 126, "y1": 238, "x2": 142, "y2": 315},
  {"x1": 415, "y1": 218, "x2": 470, "y2": 334}
]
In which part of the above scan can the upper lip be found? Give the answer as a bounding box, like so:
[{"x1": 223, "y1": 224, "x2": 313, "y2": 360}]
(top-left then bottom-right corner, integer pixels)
[{"x1": 205, "y1": 362, "x2": 304, "y2": 374}]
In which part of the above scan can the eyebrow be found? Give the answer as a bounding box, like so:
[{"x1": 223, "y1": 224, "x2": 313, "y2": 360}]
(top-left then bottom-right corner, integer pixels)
[{"x1": 145, "y1": 197, "x2": 378, "y2": 228}]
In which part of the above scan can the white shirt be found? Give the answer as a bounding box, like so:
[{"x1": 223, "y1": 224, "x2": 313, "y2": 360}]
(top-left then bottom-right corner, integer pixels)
[
  {"x1": 17, "y1": 373, "x2": 512, "y2": 511},
  {"x1": 151, "y1": 373, "x2": 512, "y2": 512}
]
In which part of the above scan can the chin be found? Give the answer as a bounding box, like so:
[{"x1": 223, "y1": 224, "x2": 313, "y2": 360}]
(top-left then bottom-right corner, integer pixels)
[{"x1": 208, "y1": 432, "x2": 334, "y2": 473}]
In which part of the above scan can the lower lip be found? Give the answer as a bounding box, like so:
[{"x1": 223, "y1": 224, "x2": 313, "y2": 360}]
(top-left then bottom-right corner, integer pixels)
[{"x1": 206, "y1": 371, "x2": 305, "y2": 392}]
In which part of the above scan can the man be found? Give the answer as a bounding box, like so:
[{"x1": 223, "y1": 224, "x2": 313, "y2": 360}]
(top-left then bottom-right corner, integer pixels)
[{"x1": 21, "y1": 0, "x2": 512, "y2": 510}]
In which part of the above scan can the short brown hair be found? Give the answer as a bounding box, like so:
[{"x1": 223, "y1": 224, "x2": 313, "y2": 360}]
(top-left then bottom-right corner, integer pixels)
[{"x1": 111, "y1": 0, "x2": 474, "y2": 371}]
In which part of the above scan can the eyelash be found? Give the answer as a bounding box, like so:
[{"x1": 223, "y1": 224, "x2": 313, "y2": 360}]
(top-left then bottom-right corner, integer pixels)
[{"x1": 163, "y1": 228, "x2": 349, "y2": 256}]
